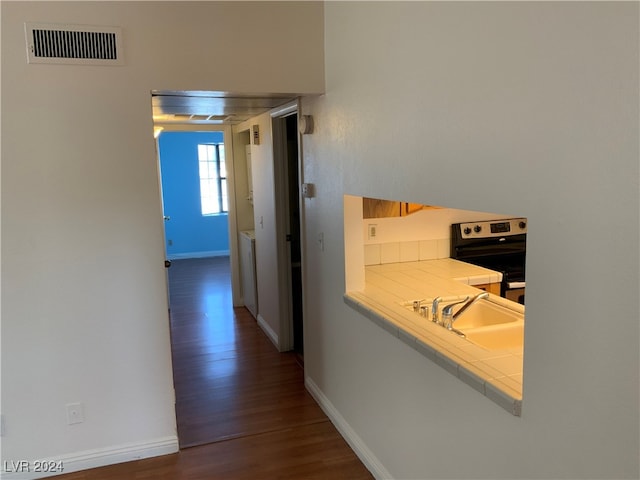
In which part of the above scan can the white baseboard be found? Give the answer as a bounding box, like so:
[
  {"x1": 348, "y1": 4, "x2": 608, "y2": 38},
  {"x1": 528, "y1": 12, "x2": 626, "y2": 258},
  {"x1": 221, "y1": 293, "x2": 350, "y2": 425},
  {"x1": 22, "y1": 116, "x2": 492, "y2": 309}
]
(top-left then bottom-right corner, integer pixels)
[
  {"x1": 305, "y1": 377, "x2": 392, "y2": 480},
  {"x1": 167, "y1": 250, "x2": 229, "y2": 260},
  {"x1": 1, "y1": 436, "x2": 179, "y2": 479},
  {"x1": 256, "y1": 314, "x2": 279, "y2": 350}
]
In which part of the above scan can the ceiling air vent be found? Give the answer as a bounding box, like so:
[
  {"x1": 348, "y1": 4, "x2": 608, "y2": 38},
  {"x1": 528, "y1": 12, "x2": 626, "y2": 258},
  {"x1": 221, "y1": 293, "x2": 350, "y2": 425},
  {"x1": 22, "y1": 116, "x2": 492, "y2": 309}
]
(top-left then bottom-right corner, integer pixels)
[{"x1": 24, "y1": 23, "x2": 124, "y2": 65}]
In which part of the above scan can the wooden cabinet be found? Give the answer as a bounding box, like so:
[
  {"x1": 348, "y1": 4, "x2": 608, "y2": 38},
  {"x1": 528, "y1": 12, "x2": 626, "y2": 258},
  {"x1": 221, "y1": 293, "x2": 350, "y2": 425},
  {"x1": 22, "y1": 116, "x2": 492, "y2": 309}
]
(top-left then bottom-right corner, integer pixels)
[
  {"x1": 362, "y1": 197, "x2": 431, "y2": 219},
  {"x1": 474, "y1": 283, "x2": 501, "y2": 295}
]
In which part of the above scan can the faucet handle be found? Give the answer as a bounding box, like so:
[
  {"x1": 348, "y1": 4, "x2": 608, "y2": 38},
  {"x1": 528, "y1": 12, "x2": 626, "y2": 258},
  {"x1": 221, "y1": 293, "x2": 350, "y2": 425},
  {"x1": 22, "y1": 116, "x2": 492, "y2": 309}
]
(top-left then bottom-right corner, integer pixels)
[{"x1": 431, "y1": 297, "x2": 442, "y2": 323}]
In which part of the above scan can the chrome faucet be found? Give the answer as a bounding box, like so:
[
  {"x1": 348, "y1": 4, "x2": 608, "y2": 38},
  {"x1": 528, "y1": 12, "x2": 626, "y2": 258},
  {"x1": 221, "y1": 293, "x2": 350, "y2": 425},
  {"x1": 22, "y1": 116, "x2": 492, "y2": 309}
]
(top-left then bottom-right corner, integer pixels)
[
  {"x1": 455, "y1": 292, "x2": 490, "y2": 320},
  {"x1": 441, "y1": 297, "x2": 470, "y2": 330},
  {"x1": 442, "y1": 292, "x2": 490, "y2": 329}
]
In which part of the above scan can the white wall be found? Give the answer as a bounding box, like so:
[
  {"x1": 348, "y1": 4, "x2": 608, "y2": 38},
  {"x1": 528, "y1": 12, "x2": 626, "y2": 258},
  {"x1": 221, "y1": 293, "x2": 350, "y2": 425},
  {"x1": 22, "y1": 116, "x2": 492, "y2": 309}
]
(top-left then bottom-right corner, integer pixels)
[
  {"x1": 1, "y1": 1, "x2": 323, "y2": 474},
  {"x1": 233, "y1": 131, "x2": 254, "y2": 234},
  {"x1": 235, "y1": 114, "x2": 284, "y2": 348},
  {"x1": 303, "y1": 2, "x2": 638, "y2": 479}
]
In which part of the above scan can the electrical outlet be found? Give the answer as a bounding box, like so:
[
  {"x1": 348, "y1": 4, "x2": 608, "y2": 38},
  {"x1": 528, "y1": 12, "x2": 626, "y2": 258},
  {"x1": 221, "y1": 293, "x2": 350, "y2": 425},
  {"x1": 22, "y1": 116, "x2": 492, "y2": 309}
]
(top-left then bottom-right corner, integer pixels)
[
  {"x1": 368, "y1": 224, "x2": 377, "y2": 239},
  {"x1": 66, "y1": 403, "x2": 84, "y2": 425}
]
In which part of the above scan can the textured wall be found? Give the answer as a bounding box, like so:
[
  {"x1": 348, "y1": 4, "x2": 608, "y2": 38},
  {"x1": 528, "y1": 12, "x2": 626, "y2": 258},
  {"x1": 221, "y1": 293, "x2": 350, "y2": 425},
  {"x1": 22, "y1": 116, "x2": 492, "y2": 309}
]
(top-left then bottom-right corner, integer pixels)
[
  {"x1": 303, "y1": 2, "x2": 639, "y2": 478},
  {"x1": 1, "y1": 0, "x2": 323, "y2": 472}
]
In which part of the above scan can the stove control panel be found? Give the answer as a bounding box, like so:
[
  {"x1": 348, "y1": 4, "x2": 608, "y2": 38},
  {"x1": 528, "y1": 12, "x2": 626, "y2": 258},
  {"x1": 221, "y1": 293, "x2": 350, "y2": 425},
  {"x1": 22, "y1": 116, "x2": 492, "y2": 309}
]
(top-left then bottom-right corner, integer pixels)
[{"x1": 458, "y1": 218, "x2": 527, "y2": 239}]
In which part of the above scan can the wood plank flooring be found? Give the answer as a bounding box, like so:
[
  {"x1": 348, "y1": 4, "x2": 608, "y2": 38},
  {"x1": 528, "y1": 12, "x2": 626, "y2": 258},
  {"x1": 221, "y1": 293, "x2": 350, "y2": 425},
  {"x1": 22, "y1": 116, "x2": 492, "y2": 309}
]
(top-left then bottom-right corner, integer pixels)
[{"x1": 53, "y1": 257, "x2": 372, "y2": 479}]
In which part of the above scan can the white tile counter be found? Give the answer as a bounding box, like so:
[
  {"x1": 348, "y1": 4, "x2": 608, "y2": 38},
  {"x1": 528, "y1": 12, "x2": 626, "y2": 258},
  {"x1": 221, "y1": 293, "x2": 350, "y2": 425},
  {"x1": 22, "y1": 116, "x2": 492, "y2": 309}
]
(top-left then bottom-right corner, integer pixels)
[{"x1": 344, "y1": 258, "x2": 524, "y2": 416}]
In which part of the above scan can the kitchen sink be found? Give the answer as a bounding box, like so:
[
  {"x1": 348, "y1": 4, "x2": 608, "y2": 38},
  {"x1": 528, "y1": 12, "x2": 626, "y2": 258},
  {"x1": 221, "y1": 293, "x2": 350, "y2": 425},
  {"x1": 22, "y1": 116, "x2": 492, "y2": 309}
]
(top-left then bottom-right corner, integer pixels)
[
  {"x1": 402, "y1": 296, "x2": 524, "y2": 350},
  {"x1": 455, "y1": 299, "x2": 524, "y2": 350},
  {"x1": 462, "y1": 323, "x2": 524, "y2": 350},
  {"x1": 401, "y1": 295, "x2": 524, "y2": 350},
  {"x1": 451, "y1": 300, "x2": 520, "y2": 329}
]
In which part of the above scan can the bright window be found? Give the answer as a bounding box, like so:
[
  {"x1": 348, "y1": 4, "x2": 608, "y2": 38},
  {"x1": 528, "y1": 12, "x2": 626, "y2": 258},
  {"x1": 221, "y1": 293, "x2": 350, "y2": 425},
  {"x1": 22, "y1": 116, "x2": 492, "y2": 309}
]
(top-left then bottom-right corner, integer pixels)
[{"x1": 198, "y1": 143, "x2": 227, "y2": 215}]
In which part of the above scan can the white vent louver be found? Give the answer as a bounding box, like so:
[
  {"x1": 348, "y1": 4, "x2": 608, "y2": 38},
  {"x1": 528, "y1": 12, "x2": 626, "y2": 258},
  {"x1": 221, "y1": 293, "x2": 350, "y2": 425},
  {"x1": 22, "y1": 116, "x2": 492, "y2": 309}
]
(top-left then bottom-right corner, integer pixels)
[{"x1": 25, "y1": 23, "x2": 123, "y2": 65}]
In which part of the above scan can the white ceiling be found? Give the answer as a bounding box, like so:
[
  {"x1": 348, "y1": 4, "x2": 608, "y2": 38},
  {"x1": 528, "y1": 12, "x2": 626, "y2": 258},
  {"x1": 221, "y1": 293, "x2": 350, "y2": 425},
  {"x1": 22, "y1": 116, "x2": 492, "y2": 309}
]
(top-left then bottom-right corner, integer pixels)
[{"x1": 151, "y1": 90, "x2": 297, "y2": 125}]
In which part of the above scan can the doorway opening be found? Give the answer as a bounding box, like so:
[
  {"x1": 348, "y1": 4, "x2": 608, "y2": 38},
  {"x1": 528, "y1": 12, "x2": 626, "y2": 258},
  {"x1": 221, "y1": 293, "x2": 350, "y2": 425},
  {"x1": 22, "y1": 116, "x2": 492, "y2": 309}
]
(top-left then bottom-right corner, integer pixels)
[
  {"x1": 152, "y1": 92, "x2": 308, "y2": 448},
  {"x1": 157, "y1": 130, "x2": 231, "y2": 263},
  {"x1": 272, "y1": 110, "x2": 305, "y2": 358},
  {"x1": 286, "y1": 114, "x2": 303, "y2": 356}
]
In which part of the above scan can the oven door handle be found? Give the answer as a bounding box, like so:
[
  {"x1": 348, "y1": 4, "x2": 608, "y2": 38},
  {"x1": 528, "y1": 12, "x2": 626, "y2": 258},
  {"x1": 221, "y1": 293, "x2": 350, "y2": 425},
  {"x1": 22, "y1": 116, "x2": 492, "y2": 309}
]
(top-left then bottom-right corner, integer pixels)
[{"x1": 507, "y1": 281, "x2": 526, "y2": 289}]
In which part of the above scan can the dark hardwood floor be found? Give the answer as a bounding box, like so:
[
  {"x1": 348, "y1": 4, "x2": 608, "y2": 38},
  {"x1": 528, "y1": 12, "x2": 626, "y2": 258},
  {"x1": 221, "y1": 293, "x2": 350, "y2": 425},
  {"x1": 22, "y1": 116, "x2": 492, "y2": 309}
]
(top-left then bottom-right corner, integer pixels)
[{"x1": 53, "y1": 257, "x2": 372, "y2": 479}]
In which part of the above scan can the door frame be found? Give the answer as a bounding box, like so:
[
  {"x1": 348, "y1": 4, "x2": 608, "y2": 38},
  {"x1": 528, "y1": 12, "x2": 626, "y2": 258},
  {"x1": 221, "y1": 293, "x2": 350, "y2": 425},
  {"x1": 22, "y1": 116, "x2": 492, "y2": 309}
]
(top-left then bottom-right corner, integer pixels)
[
  {"x1": 153, "y1": 123, "x2": 242, "y2": 307},
  {"x1": 270, "y1": 100, "x2": 305, "y2": 353}
]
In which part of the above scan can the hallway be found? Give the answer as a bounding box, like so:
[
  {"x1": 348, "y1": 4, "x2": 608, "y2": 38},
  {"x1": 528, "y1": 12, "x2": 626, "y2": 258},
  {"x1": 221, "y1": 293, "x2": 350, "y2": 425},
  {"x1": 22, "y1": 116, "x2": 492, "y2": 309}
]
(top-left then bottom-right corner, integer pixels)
[
  {"x1": 54, "y1": 257, "x2": 372, "y2": 479},
  {"x1": 169, "y1": 257, "x2": 325, "y2": 448}
]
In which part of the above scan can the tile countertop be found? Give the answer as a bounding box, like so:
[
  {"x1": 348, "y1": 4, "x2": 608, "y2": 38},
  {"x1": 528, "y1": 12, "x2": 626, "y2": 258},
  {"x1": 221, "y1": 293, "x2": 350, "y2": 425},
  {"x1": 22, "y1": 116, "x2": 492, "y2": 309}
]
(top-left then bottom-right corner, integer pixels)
[{"x1": 344, "y1": 258, "x2": 524, "y2": 416}]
